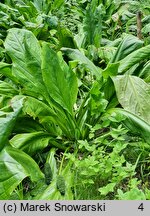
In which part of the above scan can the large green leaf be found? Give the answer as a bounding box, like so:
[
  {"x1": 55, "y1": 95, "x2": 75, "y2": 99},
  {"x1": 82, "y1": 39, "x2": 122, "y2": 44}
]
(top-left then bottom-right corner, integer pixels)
[
  {"x1": 21, "y1": 95, "x2": 76, "y2": 139},
  {"x1": 61, "y1": 48, "x2": 102, "y2": 80},
  {"x1": 13, "y1": 117, "x2": 45, "y2": 133},
  {"x1": 41, "y1": 43, "x2": 77, "y2": 115},
  {"x1": 4, "y1": 28, "x2": 49, "y2": 101},
  {"x1": 0, "y1": 146, "x2": 44, "y2": 200},
  {"x1": 111, "y1": 34, "x2": 143, "y2": 63},
  {"x1": 139, "y1": 61, "x2": 150, "y2": 82},
  {"x1": 0, "y1": 81, "x2": 18, "y2": 97},
  {"x1": 57, "y1": 51, "x2": 78, "y2": 110},
  {"x1": 0, "y1": 62, "x2": 18, "y2": 84},
  {"x1": 4, "y1": 28, "x2": 41, "y2": 78},
  {"x1": 22, "y1": 96, "x2": 71, "y2": 137},
  {"x1": 112, "y1": 75, "x2": 150, "y2": 124},
  {"x1": 0, "y1": 97, "x2": 24, "y2": 151},
  {"x1": 10, "y1": 132, "x2": 52, "y2": 155},
  {"x1": 112, "y1": 108, "x2": 150, "y2": 144},
  {"x1": 118, "y1": 44, "x2": 150, "y2": 74},
  {"x1": 102, "y1": 62, "x2": 119, "y2": 79},
  {"x1": 22, "y1": 96, "x2": 56, "y2": 123}
]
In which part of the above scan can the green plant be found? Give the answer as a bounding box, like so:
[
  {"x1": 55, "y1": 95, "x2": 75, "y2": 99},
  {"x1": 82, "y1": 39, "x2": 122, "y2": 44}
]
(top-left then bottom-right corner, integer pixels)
[
  {"x1": 0, "y1": 0, "x2": 150, "y2": 200},
  {"x1": 64, "y1": 119, "x2": 148, "y2": 200}
]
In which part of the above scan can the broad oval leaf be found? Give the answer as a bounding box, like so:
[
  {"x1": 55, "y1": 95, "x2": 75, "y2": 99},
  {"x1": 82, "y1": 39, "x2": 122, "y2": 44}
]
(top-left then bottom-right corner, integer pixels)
[
  {"x1": 10, "y1": 132, "x2": 52, "y2": 156},
  {"x1": 113, "y1": 108, "x2": 150, "y2": 144},
  {"x1": 112, "y1": 75, "x2": 150, "y2": 124},
  {"x1": 4, "y1": 28, "x2": 49, "y2": 101},
  {"x1": 139, "y1": 61, "x2": 150, "y2": 83},
  {"x1": 0, "y1": 62, "x2": 18, "y2": 84},
  {"x1": 118, "y1": 44, "x2": 150, "y2": 74},
  {"x1": 0, "y1": 146, "x2": 44, "y2": 199},
  {"x1": 22, "y1": 96, "x2": 69, "y2": 137},
  {"x1": 0, "y1": 97, "x2": 24, "y2": 151},
  {"x1": 13, "y1": 117, "x2": 45, "y2": 133},
  {"x1": 110, "y1": 34, "x2": 143, "y2": 63},
  {"x1": 0, "y1": 81, "x2": 18, "y2": 97},
  {"x1": 41, "y1": 43, "x2": 78, "y2": 115}
]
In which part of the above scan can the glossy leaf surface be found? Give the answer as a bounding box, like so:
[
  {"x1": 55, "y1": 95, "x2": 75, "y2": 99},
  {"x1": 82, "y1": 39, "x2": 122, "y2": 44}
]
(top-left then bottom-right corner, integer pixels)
[{"x1": 0, "y1": 146, "x2": 44, "y2": 199}]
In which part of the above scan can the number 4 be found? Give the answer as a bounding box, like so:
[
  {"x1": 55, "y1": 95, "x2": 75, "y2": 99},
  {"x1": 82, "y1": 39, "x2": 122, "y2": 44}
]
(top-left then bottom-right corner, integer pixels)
[{"x1": 138, "y1": 203, "x2": 144, "y2": 211}]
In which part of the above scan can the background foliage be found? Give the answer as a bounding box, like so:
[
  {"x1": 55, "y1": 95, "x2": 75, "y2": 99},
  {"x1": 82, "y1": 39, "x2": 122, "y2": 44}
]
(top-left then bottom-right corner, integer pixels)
[{"x1": 0, "y1": 0, "x2": 150, "y2": 200}]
